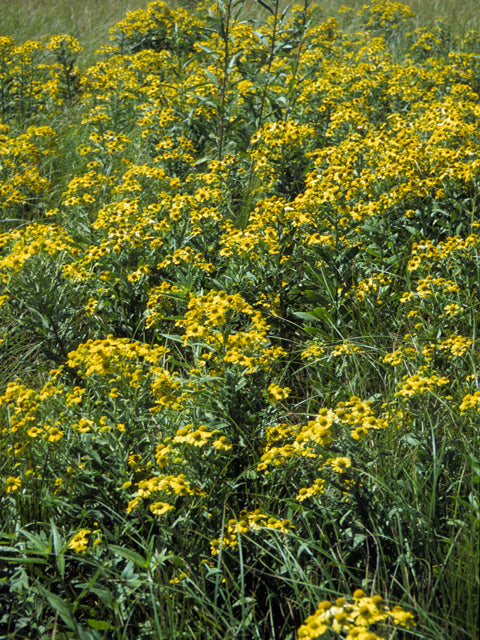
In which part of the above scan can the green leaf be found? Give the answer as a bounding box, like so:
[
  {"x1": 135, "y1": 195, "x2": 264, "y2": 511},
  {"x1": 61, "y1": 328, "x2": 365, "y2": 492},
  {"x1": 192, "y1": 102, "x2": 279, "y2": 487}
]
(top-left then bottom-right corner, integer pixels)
[
  {"x1": 204, "y1": 68, "x2": 221, "y2": 88},
  {"x1": 2, "y1": 556, "x2": 49, "y2": 565},
  {"x1": 292, "y1": 311, "x2": 323, "y2": 323},
  {"x1": 254, "y1": 0, "x2": 275, "y2": 14},
  {"x1": 37, "y1": 584, "x2": 76, "y2": 631},
  {"x1": 109, "y1": 544, "x2": 149, "y2": 568},
  {"x1": 50, "y1": 519, "x2": 67, "y2": 559},
  {"x1": 87, "y1": 619, "x2": 115, "y2": 631},
  {"x1": 18, "y1": 529, "x2": 51, "y2": 554}
]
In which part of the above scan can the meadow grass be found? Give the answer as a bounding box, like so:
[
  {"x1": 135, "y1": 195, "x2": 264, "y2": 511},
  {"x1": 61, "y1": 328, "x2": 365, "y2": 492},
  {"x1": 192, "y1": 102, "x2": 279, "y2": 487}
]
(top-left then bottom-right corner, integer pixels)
[
  {"x1": 2, "y1": 0, "x2": 480, "y2": 56},
  {"x1": 0, "y1": 0, "x2": 161, "y2": 65},
  {"x1": 0, "y1": 0, "x2": 479, "y2": 638}
]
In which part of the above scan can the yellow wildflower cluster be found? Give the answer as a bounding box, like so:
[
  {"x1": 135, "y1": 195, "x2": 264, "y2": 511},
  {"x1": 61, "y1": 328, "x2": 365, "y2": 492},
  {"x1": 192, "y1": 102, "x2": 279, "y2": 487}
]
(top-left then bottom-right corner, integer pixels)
[
  {"x1": 173, "y1": 424, "x2": 214, "y2": 447},
  {"x1": 301, "y1": 344, "x2": 326, "y2": 361},
  {"x1": 459, "y1": 391, "x2": 480, "y2": 413},
  {"x1": 408, "y1": 234, "x2": 480, "y2": 270},
  {"x1": 332, "y1": 341, "x2": 363, "y2": 357},
  {"x1": 177, "y1": 290, "x2": 285, "y2": 374},
  {"x1": 68, "y1": 529, "x2": 91, "y2": 554},
  {"x1": 250, "y1": 121, "x2": 316, "y2": 197},
  {"x1": 258, "y1": 410, "x2": 335, "y2": 471},
  {"x1": 155, "y1": 424, "x2": 233, "y2": 468},
  {"x1": 0, "y1": 222, "x2": 77, "y2": 282},
  {"x1": 296, "y1": 478, "x2": 327, "y2": 502},
  {"x1": 414, "y1": 276, "x2": 460, "y2": 298},
  {"x1": 438, "y1": 334, "x2": 473, "y2": 358},
  {"x1": 210, "y1": 509, "x2": 292, "y2": 555},
  {"x1": 382, "y1": 345, "x2": 417, "y2": 366},
  {"x1": 0, "y1": 125, "x2": 57, "y2": 209},
  {"x1": 347, "y1": 273, "x2": 391, "y2": 304},
  {"x1": 0, "y1": 36, "x2": 82, "y2": 122},
  {"x1": 66, "y1": 336, "x2": 169, "y2": 379},
  {"x1": 126, "y1": 473, "x2": 200, "y2": 515},
  {"x1": 298, "y1": 589, "x2": 415, "y2": 639},
  {"x1": 395, "y1": 370, "x2": 450, "y2": 397},
  {"x1": 0, "y1": 381, "x2": 42, "y2": 435},
  {"x1": 0, "y1": 1, "x2": 479, "y2": 635},
  {"x1": 335, "y1": 398, "x2": 387, "y2": 441},
  {"x1": 146, "y1": 282, "x2": 184, "y2": 327},
  {"x1": 266, "y1": 383, "x2": 291, "y2": 403},
  {"x1": 258, "y1": 396, "x2": 391, "y2": 473}
]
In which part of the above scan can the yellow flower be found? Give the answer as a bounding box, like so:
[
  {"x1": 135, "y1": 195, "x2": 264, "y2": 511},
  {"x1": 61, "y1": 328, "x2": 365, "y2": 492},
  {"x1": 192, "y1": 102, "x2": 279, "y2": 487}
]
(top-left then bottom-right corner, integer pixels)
[
  {"x1": 68, "y1": 529, "x2": 91, "y2": 554},
  {"x1": 298, "y1": 615, "x2": 328, "y2": 638},
  {"x1": 173, "y1": 425, "x2": 213, "y2": 447},
  {"x1": 460, "y1": 391, "x2": 480, "y2": 412},
  {"x1": 85, "y1": 298, "x2": 98, "y2": 315},
  {"x1": 212, "y1": 436, "x2": 232, "y2": 451},
  {"x1": 155, "y1": 444, "x2": 171, "y2": 468},
  {"x1": 330, "y1": 457, "x2": 352, "y2": 473},
  {"x1": 396, "y1": 372, "x2": 449, "y2": 397},
  {"x1": 296, "y1": 478, "x2": 325, "y2": 501},
  {"x1": 301, "y1": 344, "x2": 326, "y2": 360},
  {"x1": 333, "y1": 341, "x2": 363, "y2": 356},
  {"x1": 126, "y1": 497, "x2": 141, "y2": 514},
  {"x1": 390, "y1": 605, "x2": 416, "y2": 628},
  {"x1": 47, "y1": 427, "x2": 64, "y2": 442},
  {"x1": 128, "y1": 453, "x2": 142, "y2": 467},
  {"x1": 54, "y1": 478, "x2": 63, "y2": 495},
  {"x1": 27, "y1": 426, "x2": 43, "y2": 438},
  {"x1": 267, "y1": 383, "x2": 291, "y2": 403},
  {"x1": 184, "y1": 427, "x2": 213, "y2": 447},
  {"x1": 351, "y1": 426, "x2": 369, "y2": 440},
  {"x1": 298, "y1": 589, "x2": 413, "y2": 639},
  {"x1": 74, "y1": 418, "x2": 93, "y2": 433},
  {"x1": 444, "y1": 303, "x2": 462, "y2": 317},
  {"x1": 5, "y1": 476, "x2": 21, "y2": 493},
  {"x1": 149, "y1": 501, "x2": 175, "y2": 516}
]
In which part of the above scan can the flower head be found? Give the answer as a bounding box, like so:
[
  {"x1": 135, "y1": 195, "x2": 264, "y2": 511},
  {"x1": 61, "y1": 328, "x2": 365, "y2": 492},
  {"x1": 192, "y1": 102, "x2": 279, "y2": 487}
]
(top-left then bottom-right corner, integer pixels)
[
  {"x1": 5, "y1": 476, "x2": 21, "y2": 493},
  {"x1": 68, "y1": 529, "x2": 91, "y2": 554}
]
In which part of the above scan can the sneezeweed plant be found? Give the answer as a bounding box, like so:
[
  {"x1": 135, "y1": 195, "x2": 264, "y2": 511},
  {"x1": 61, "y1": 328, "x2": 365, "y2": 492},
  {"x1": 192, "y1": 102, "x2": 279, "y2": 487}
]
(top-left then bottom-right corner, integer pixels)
[
  {"x1": 210, "y1": 509, "x2": 292, "y2": 555},
  {"x1": 1, "y1": 1, "x2": 480, "y2": 638},
  {"x1": 0, "y1": 125, "x2": 57, "y2": 224},
  {"x1": 298, "y1": 590, "x2": 415, "y2": 640},
  {"x1": 0, "y1": 35, "x2": 83, "y2": 124}
]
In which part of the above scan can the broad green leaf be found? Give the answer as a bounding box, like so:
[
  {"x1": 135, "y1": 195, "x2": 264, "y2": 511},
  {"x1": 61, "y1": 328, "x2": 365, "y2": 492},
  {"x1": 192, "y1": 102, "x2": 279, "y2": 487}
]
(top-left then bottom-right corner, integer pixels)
[
  {"x1": 87, "y1": 619, "x2": 115, "y2": 631},
  {"x1": 109, "y1": 544, "x2": 149, "y2": 568}
]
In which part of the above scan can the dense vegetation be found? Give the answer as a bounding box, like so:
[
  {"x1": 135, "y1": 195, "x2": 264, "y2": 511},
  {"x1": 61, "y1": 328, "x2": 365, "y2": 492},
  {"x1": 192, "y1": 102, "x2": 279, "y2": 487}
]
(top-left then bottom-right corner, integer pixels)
[{"x1": 1, "y1": 1, "x2": 479, "y2": 638}]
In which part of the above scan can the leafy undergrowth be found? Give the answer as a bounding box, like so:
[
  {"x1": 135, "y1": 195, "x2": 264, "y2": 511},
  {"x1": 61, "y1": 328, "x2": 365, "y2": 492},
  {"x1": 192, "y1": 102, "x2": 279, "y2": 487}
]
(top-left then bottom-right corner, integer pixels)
[{"x1": 1, "y1": 1, "x2": 479, "y2": 638}]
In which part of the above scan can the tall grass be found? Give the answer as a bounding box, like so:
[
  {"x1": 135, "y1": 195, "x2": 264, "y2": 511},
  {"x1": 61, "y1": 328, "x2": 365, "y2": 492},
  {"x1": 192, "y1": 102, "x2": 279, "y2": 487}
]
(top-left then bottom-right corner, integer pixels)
[
  {"x1": 2, "y1": 0, "x2": 480, "y2": 55},
  {"x1": 0, "y1": 0, "x2": 158, "y2": 65}
]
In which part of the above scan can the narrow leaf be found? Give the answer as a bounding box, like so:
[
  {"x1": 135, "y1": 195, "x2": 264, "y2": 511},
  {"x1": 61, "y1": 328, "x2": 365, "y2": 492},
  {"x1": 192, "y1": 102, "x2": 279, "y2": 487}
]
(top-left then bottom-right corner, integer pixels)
[
  {"x1": 254, "y1": 0, "x2": 275, "y2": 14},
  {"x1": 37, "y1": 585, "x2": 76, "y2": 631}
]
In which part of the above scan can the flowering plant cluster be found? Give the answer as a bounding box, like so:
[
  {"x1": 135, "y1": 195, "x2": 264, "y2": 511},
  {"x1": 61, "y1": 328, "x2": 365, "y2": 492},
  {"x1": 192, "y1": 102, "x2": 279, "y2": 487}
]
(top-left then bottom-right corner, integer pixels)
[{"x1": 1, "y1": 1, "x2": 479, "y2": 638}]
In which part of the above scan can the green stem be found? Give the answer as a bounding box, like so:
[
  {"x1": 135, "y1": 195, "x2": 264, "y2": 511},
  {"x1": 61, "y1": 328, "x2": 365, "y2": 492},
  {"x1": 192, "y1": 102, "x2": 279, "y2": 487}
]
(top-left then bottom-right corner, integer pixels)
[
  {"x1": 284, "y1": 0, "x2": 309, "y2": 123},
  {"x1": 217, "y1": 0, "x2": 234, "y2": 161}
]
